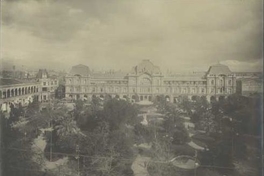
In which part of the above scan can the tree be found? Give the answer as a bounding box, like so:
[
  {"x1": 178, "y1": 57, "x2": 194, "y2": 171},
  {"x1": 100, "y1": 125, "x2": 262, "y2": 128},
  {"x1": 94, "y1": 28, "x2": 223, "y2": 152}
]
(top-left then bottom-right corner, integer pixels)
[
  {"x1": 191, "y1": 96, "x2": 210, "y2": 123},
  {"x1": 196, "y1": 112, "x2": 219, "y2": 134},
  {"x1": 1, "y1": 111, "x2": 49, "y2": 176},
  {"x1": 55, "y1": 114, "x2": 80, "y2": 137},
  {"x1": 172, "y1": 125, "x2": 190, "y2": 144},
  {"x1": 103, "y1": 99, "x2": 139, "y2": 130},
  {"x1": 220, "y1": 95, "x2": 261, "y2": 136},
  {"x1": 9, "y1": 103, "x2": 23, "y2": 122},
  {"x1": 178, "y1": 96, "x2": 193, "y2": 115},
  {"x1": 134, "y1": 123, "x2": 155, "y2": 144},
  {"x1": 55, "y1": 84, "x2": 65, "y2": 99},
  {"x1": 51, "y1": 99, "x2": 137, "y2": 176}
]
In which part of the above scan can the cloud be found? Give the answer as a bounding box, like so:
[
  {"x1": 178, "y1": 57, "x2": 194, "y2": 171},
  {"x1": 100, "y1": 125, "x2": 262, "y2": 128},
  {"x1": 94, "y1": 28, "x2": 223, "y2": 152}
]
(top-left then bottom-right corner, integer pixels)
[
  {"x1": 221, "y1": 60, "x2": 263, "y2": 72},
  {"x1": 2, "y1": 0, "x2": 263, "y2": 72}
]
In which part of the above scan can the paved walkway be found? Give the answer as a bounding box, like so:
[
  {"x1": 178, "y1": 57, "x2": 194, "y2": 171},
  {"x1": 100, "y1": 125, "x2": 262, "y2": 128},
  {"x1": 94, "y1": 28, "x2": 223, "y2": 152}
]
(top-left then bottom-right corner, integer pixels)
[
  {"x1": 31, "y1": 128, "x2": 68, "y2": 171},
  {"x1": 132, "y1": 108, "x2": 153, "y2": 176},
  {"x1": 181, "y1": 116, "x2": 205, "y2": 150}
]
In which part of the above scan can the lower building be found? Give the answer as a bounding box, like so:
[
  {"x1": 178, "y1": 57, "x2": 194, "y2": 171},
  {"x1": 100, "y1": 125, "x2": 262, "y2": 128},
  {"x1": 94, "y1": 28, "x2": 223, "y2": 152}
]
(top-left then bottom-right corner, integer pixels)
[
  {"x1": 36, "y1": 69, "x2": 59, "y2": 102},
  {"x1": 0, "y1": 78, "x2": 40, "y2": 113},
  {"x1": 236, "y1": 78, "x2": 262, "y2": 96}
]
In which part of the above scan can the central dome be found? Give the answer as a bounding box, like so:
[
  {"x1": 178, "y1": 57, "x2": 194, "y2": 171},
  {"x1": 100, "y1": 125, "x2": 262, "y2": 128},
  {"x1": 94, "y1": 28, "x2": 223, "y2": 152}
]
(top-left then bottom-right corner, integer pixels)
[
  {"x1": 131, "y1": 60, "x2": 161, "y2": 75},
  {"x1": 69, "y1": 64, "x2": 90, "y2": 76}
]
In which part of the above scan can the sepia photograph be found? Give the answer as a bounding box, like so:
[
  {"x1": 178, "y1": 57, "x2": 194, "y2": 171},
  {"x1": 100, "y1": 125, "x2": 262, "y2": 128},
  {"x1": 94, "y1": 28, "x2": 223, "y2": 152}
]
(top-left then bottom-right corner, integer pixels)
[{"x1": 0, "y1": 0, "x2": 263, "y2": 176}]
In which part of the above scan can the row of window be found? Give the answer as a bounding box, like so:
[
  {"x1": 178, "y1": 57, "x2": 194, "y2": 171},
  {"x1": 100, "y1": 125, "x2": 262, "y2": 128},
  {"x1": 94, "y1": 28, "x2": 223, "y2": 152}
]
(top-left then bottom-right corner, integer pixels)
[
  {"x1": 43, "y1": 80, "x2": 58, "y2": 86},
  {"x1": 209, "y1": 88, "x2": 233, "y2": 94},
  {"x1": 67, "y1": 79, "x2": 233, "y2": 86},
  {"x1": 210, "y1": 79, "x2": 232, "y2": 86},
  {"x1": 68, "y1": 87, "x2": 128, "y2": 93},
  {"x1": 165, "y1": 87, "x2": 206, "y2": 94},
  {"x1": 164, "y1": 81, "x2": 207, "y2": 85},
  {"x1": 67, "y1": 79, "x2": 128, "y2": 85},
  {"x1": 66, "y1": 86, "x2": 233, "y2": 94}
]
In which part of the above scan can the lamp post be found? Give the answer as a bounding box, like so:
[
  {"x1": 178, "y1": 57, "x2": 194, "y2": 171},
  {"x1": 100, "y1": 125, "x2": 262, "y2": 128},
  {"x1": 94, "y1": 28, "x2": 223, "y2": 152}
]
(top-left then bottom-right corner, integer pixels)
[
  {"x1": 49, "y1": 125, "x2": 53, "y2": 162},
  {"x1": 194, "y1": 150, "x2": 199, "y2": 176},
  {"x1": 24, "y1": 132, "x2": 27, "y2": 141},
  {"x1": 229, "y1": 117, "x2": 234, "y2": 158},
  {"x1": 194, "y1": 162, "x2": 199, "y2": 176},
  {"x1": 75, "y1": 144, "x2": 80, "y2": 176}
]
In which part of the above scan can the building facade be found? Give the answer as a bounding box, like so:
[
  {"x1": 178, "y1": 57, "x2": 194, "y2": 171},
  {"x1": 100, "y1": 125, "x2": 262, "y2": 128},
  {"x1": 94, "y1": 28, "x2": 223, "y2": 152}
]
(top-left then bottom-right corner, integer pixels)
[
  {"x1": 235, "y1": 72, "x2": 262, "y2": 96},
  {"x1": 0, "y1": 78, "x2": 40, "y2": 113},
  {"x1": 65, "y1": 60, "x2": 237, "y2": 102},
  {"x1": 36, "y1": 69, "x2": 59, "y2": 102},
  {"x1": 236, "y1": 78, "x2": 262, "y2": 96}
]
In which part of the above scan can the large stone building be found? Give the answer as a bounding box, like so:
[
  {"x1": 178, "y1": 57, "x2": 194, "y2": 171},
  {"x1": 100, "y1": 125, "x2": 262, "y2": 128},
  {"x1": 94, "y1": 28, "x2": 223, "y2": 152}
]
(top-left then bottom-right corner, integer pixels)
[
  {"x1": 0, "y1": 69, "x2": 60, "y2": 113},
  {"x1": 65, "y1": 60, "x2": 237, "y2": 102},
  {"x1": 0, "y1": 78, "x2": 40, "y2": 113}
]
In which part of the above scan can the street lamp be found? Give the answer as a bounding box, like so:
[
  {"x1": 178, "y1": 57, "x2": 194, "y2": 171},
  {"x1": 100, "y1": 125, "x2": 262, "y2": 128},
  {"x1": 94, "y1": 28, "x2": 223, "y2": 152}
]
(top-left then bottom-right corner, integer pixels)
[
  {"x1": 75, "y1": 144, "x2": 80, "y2": 176},
  {"x1": 229, "y1": 117, "x2": 234, "y2": 158},
  {"x1": 194, "y1": 150, "x2": 198, "y2": 176},
  {"x1": 24, "y1": 132, "x2": 27, "y2": 141},
  {"x1": 194, "y1": 162, "x2": 199, "y2": 176}
]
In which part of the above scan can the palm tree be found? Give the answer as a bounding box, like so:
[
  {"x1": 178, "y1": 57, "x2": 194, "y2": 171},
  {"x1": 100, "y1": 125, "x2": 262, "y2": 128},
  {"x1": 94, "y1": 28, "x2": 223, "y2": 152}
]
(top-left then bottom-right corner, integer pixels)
[{"x1": 55, "y1": 115, "x2": 81, "y2": 137}]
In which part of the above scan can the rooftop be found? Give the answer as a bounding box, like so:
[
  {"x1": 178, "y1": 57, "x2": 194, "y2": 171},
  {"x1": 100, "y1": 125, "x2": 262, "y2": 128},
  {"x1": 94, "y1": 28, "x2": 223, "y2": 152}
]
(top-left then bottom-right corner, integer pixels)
[
  {"x1": 206, "y1": 63, "x2": 232, "y2": 76},
  {"x1": 91, "y1": 71, "x2": 127, "y2": 79},
  {"x1": 165, "y1": 72, "x2": 206, "y2": 81},
  {"x1": 0, "y1": 78, "x2": 23, "y2": 85},
  {"x1": 36, "y1": 69, "x2": 49, "y2": 79}
]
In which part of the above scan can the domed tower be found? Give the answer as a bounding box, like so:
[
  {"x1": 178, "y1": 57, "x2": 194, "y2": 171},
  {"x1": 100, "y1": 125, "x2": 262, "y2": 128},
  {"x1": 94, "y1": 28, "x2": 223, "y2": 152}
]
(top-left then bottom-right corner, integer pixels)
[
  {"x1": 205, "y1": 63, "x2": 236, "y2": 100},
  {"x1": 128, "y1": 60, "x2": 163, "y2": 101},
  {"x1": 65, "y1": 64, "x2": 90, "y2": 100}
]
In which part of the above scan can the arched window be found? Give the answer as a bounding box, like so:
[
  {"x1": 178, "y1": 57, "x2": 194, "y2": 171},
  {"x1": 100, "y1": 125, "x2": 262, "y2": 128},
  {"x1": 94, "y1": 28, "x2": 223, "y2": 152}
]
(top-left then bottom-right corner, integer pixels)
[
  {"x1": 211, "y1": 80, "x2": 214, "y2": 85},
  {"x1": 228, "y1": 80, "x2": 232, "y2": 85}
]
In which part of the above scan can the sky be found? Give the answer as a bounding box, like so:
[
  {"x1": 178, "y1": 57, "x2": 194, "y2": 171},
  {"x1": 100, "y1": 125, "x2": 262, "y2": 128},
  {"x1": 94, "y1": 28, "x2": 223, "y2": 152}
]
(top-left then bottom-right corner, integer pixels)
[{"x1": 1, "y1": 0, "x2": 263, "y2": 72}]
